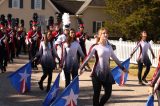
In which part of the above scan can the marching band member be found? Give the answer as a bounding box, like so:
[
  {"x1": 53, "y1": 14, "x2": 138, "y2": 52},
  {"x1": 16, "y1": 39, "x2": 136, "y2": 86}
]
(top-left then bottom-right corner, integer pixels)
[
  {"x1": 27, "y1": 13, "x2": 42, "y2": 69},
  {"x1": 79, "y1": 28, "x2": 127, "y2": 106},
  {"x1": 37, "y1": 31, "x2": 60, "y2": 92},
  {"x1": 0, "y1": 20, "x2": 7, "y2": 73},
  {"x1": 76, "y1": 17, "x2": 91, "y2": 71},
  {"x1": 52, "y1": 23, "x2": 60, "y2": 42},
  {"x1": 130, "y1": 31, "x2": 155, "y2": 85},
  {"x1": 6, "y1": 14, "x2": 14, "y2": 63},
  {"x1": 54, "y1": 13, "x2": 70, "y2": 69},
  {"x1": 61, "y1": 28, "x2": 85, "y2": 87},
  {"x1": 17, "y1": 19, "x2": 26, "y2": 55}
]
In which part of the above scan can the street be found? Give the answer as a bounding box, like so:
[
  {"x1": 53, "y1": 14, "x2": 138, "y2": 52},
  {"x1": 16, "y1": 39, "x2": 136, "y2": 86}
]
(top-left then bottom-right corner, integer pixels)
[{"x1": 0, "y1": 54, "x2": 158, "y2": 106}]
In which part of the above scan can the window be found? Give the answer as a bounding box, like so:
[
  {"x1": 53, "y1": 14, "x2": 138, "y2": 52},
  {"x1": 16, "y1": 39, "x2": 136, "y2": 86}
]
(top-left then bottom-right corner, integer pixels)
[
  {"x1": 34, "y1": 0, "x2": 42, "y2": 9},
  {"x1": 31, "y1": 0, "x2": 45, "y2": 10},
  {"x1": 93, "y1": 21, "x2": 105, "y2": 33},
  {"x1": 9, "y1": 0, "x2": 23, "y2": 8},
  {"x1": 12, "y1": 0, "x2": 20, "y2": 8}
]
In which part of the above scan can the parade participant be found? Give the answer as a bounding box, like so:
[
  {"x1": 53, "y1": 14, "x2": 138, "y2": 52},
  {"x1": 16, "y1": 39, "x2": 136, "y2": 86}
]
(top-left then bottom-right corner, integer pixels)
[
  {"x1": 9, "y1": 18, "x2": 19, "y2": 58},
  {"x1": 7, "y1": 14, "x2": 12, "y2": 25},
  {"x1": 0, "y1": 29, "x2": 4, "y2": 72},
  {"x1": 55, "y1": 27, "x2": 69, "y2": 46},
  {"x1": 150, "y1": 49, "x2": 160, "y2": 82},
  {"x1": 27, "y1": 13, "x2": 42, "y2": 69},
  {"x1": 0, "y1": 21, "x2": 7, "y2": 73},
  {"x1": 52, "y1": 23, "x2": 60, "y2": 41},
  {"x1": 79, "y1": 28, "x2": 127, "y2": 106},
  {"x1": 1, "y1": 15, "x2": 10, "y2": 69},
  {"x1": 37, "y1": 31, "x2": 60, "y2": 92},
  {"x1": 54, "y1": 25, "x2": 69, "y2": 69},
  {"x1": 17, "y1": 19, "x2": 26, "y2": 55},
  {"x1": 7, "y1": 17, "x2": 21, "y2": 61},
  {"x1": 51, "y1": 13, "x2": 62, "y2": 41},
  {"x1": 61, "y1": 28, "x2": 85, "y2": 87},
  {"x1": 149, "y1": 70, "x2": 160, "y2": 105},
  {"x1": 148, "y1": 49, "x2": 160, "y2": 105},
  {"x1": 54, "y1": 13, "x2": 70, "y2": 69},
  {"x1": 14, "y1": 18, "x2": 21, "y2": 57},
  {"x1": 130, "y1": 31, "x2": 155, "y2": 85},
  {"x1": 6, "y1": 14, "x2": 15, "y2": 63},
  {"x1": 76, "y1": 17, "x2": 91, "y2": 71},
  {"x1": 47, "y1": 16, "x2": 54, "y2": 32}
]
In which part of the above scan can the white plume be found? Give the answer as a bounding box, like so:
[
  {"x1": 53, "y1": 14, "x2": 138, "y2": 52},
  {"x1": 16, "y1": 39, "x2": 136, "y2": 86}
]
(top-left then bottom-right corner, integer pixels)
[{"x1": 62, "y1": 13, "x2": 71, "y2": 30}]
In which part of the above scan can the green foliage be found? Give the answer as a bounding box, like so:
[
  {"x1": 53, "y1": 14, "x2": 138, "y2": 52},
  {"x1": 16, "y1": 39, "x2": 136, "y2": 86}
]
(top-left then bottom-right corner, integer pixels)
[{"x1": 105, "y1": 0, "x2": 160, "y2": 41}]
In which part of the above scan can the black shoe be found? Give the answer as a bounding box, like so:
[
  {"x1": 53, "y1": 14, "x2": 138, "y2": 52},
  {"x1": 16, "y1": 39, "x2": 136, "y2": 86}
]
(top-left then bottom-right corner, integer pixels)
[
  {"x1": 38, "y1": 82, "x2": 44, "y2": 90},
  {"x1": 138, "y1": 81, "x2": 146, "y2": 85},
  {"x1": 3, "y1": 67, "x2": 6, "y2": 72},
  {"x1": 142, "y1": 79, "x2": 148, "y2": 83}
]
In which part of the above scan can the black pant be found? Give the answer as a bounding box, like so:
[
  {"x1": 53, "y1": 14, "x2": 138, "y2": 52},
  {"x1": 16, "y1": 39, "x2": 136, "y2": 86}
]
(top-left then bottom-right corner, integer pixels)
[
  {"x1": 64, "y1": 67, "x2": 78, "y2": 87},
  {"x1": 138, "y1": 60, "x2": 151, "y2": 82},
  {"x1": 29, "y1": 42, "x2": 38, "y2": 68},
  {"x1": 92, "y1": 76, "x2": 112, "y2": 106},
  {"x1": 9, "y1": 42, "x2": 15, "y2": 60},
  {"x1": 20, "y1": 38, "x2": 26, "y2": 53},
  {"x1": 39, "y1": 67, "x2": 53, "y2": 89}
]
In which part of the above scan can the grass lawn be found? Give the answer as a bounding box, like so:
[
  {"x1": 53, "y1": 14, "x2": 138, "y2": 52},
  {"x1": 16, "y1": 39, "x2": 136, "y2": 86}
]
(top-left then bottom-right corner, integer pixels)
[{"x1": 87, "y1": 58, "x2": 156, "y2": 80}]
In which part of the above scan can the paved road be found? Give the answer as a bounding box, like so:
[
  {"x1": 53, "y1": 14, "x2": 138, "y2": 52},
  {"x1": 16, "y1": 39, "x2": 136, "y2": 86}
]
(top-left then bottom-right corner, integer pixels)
[{"x1": 0, "y1": 55, "x2": 158, "y2": 106}]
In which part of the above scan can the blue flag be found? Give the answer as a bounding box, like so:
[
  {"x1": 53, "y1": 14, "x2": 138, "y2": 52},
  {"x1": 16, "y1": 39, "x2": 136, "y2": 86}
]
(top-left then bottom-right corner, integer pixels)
[
  {"x1": 146, "y1": 95, "x2": 154, "y2": 106},
  {"x1": 111, "y1": 58, "x2": 130, "y2": 86},
  {"x1": 50, "y1": 76, "x2": 79, "y2": 106},
  {"x1": 43, "y1": 73, "x2": 60, "y2": 106},
  {"x1": 8, "y1": 61, "x2": 32, "y2": 93}
]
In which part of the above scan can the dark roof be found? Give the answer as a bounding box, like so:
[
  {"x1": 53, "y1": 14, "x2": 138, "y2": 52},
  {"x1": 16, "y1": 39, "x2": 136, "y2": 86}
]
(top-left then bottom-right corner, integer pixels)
[
  {"x1": 89, "y1": 0, "x2": 106, "y2": 6},
  {"x1": 50, "y1": 0, "x2": 85, "y2": 15}
]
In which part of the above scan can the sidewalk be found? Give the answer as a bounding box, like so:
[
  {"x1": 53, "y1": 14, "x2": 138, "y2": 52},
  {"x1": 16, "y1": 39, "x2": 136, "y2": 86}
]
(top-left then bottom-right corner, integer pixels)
[{"x1": 0, "y1": 55, "x2": 158, "y2": 106}]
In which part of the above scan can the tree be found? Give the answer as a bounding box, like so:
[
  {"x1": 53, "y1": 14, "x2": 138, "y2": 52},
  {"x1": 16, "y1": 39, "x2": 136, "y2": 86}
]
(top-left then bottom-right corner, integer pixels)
[{"x1": 105, "y1": 0, "x2": 160, "y2": 41}]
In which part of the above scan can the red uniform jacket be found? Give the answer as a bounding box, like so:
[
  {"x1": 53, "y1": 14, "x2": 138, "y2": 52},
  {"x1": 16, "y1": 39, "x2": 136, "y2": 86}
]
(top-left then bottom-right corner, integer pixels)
[{"x1": 27, "y1": 29, "x2": 42, "y2": 47}]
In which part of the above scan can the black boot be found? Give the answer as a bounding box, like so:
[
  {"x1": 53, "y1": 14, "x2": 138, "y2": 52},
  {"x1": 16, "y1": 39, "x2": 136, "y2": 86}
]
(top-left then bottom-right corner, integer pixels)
[
  {"x1": 38, "y1": 81, "x2": 44, "y2": 90},
  {"x1": 3, "y1": 67, "x2": 6, "y2": 72}
]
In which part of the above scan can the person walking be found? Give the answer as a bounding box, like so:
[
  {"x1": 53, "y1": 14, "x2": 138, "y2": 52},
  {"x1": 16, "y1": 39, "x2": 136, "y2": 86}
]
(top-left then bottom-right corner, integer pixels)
[
  {"x1": 61, "y1": 28, "x2": 85, "y2": 87},
  {"x1": 149, "y1": 70, "x2": 160, "y2": 105},
  {"x1": 148, "y1": 49, "x2": 160, "y2": 105},
  {"x1": 130, "y1": 31, "x2": 155, "y2": 85},
  {"x1": 37, "y1": 31, "x2": 60, "y2": 92},
  {"x1": 79, "y1": 27, "x2": 127, "y2": 106},
  {"x1": 76, "y1": 18, "x2": 91, "y2": 71},
  {"x1": 27, "y1": 13, "x2": 42, "y2": 70}
]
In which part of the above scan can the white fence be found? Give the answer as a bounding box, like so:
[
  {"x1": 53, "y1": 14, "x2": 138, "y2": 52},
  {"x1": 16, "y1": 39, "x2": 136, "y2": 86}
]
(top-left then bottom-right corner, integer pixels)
[{"x1": 85, "y1": 39, "x2": 160, "y2": 67}]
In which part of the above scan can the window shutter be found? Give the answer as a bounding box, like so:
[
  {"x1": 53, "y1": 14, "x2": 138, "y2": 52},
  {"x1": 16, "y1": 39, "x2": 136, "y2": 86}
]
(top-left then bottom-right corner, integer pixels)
[
  {"x1": 102, "y1": 21, "x2": 105, "y2": 27},
  {"x1": 93, "y1": 21, "x2": 96, "y2": 33},
  {"x1": 31, "y1": 0, "x2": 34, "y2": 9},
  {"x1": 9, "y1": 0, "x2": 12, "y2": 8},
  {"x1": 20, "y1": 0, "x2": 23, "y2": 8},
  {"x1": 42, "y1": 0, "x2": 45, "y2": 9}
]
